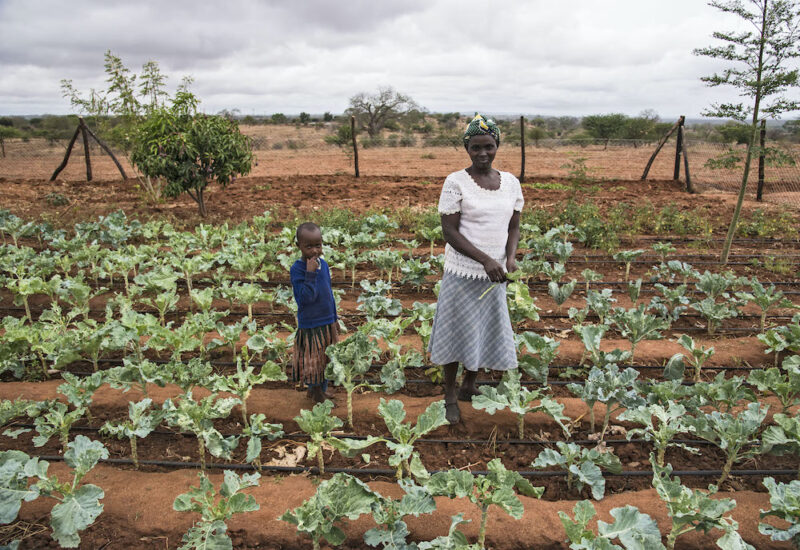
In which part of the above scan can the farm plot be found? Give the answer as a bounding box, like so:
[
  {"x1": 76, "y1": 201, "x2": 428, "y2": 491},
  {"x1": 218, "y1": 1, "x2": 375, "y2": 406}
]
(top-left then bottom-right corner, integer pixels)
[{"x1": 1, "y1": 206, "x2": 800, "y2": 549}]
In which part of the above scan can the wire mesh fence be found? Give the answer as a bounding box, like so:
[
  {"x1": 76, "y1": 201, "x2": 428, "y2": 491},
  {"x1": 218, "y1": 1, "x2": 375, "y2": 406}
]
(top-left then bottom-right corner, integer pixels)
[
  {"x1": 681, "y1": 135, "x2": 800, "y2": 206},
  {"x1": 1, "y1": 122, "x2": 798, "y2": 207}
]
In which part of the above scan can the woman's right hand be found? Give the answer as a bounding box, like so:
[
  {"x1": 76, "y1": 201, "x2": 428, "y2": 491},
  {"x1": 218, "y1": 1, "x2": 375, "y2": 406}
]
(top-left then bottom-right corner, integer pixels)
[{"x1": 482, "y1": 258, "x2": 506, "y2": 282}]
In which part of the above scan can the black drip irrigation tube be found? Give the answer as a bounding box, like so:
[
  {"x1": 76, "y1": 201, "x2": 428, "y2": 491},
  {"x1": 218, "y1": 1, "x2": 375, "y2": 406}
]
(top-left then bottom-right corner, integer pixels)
[
  {"x1": 3, "y1": 305, "x2": 799, "y2": 325},
  {"x1": 74, "y1": 357, "x2": 765, "y2": 373},
  {"x1": 19, "y1": 424, "x2": 728, "y2": 448},
  {"x1": 34, "y1": 455, "x2": 797, "y2": 479}
]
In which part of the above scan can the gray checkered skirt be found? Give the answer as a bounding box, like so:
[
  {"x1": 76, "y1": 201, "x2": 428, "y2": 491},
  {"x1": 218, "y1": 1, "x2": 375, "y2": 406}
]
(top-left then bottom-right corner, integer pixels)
[{"x1": 428, "y1": 271, "x2": 518, "y2": 371}]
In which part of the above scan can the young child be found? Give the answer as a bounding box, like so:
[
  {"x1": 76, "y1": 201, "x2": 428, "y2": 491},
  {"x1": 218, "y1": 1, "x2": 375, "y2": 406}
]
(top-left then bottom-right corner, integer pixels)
[{"x1": 290, "y1": 222, "x2": 339, "y2": 403}]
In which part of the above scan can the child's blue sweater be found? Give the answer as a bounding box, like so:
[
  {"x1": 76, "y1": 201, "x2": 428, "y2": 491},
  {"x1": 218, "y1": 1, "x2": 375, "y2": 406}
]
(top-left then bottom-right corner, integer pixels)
[{"x1": 290, "y1": 258, "x2": 338, "y2": 329}]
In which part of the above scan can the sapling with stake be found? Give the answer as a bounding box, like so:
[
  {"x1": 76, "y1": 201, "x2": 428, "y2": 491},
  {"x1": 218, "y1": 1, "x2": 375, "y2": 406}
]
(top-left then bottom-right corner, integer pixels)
[
  {"x1": 473, "y1": 369, "x2": 571, "y2": 439},
  {"x1": 173, "y1": 470, "x2": 260, "y2": 550},
  {"x1": 426, "y1": 458, "x2": 544, "y2": 549},
  {"x1": 99, "y1": 398, "x2": 163, "y2": 469}
]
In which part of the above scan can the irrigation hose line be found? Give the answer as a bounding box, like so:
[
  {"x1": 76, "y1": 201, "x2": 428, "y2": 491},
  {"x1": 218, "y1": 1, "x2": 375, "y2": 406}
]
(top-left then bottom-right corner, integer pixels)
[
  {"x1": 36, "y1": 368, "x2": 766, "y2": 387},
  {"x1": 78, "y1": 357, "x2": 768, "y2": 372},
  {"x1": 27, "y1": 424, "x2": 737, "y2": 448},
  {"x1": 4, "y1": 303, "x2": 800, "y2": 322},
  {"x1": 4, "y1": 306, "x2": 795, "y2": 333},
  {"x1": 34, "y1": 455, "x2": 798, "y2": 478}
]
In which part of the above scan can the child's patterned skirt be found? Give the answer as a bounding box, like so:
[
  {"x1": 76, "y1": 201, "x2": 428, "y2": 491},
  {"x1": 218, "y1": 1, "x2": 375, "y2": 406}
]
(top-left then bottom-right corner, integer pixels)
[{"x1": 292, "y1": 322, "x2": 339, "y2": 386}]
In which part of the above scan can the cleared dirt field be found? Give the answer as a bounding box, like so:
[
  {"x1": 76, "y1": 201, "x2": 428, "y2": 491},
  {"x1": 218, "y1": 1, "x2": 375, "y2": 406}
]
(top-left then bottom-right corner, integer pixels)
[{"x1": 1, "y1": 124, "x2": 798, "y2": 205}]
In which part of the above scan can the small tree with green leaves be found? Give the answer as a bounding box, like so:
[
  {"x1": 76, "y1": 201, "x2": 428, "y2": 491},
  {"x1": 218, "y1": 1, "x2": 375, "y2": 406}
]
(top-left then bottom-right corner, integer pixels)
[
  {"x1": 173, "y1": 470, "x2": 260, "y2": 550},
  {"x1": 694, "y1": 0, "x2": 800, "y2": 263},
  {"x1": 131, "y1": 91, "x2": 253, "y2": 217},
  {"x1": 426, "y1": 459, "x2": 543, "y2": 549}
]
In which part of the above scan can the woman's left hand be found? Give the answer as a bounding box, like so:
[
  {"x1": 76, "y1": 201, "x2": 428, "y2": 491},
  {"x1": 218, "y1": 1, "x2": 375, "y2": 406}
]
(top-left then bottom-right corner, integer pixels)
[{"x1": 506, "y1": 257, "x2": 518, "y2": 274}]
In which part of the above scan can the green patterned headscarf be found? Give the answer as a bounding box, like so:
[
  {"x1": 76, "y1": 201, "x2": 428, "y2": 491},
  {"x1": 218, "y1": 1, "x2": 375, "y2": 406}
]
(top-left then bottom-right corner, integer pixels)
[{"x1": 463, "y1": 114, "x2": 500, "y2": 147}]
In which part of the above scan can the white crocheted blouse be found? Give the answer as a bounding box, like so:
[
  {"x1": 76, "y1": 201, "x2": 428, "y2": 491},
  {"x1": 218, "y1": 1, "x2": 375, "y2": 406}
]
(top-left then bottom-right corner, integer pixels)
[{"x1": 437, "y1": 169, "x2": 524, "y2": 280}]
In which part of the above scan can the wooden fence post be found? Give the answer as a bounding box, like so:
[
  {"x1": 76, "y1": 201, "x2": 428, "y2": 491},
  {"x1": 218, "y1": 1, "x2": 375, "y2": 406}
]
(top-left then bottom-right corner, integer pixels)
[
  {"x1": 641, "y1": 116, "x2": 682, "y2": 180},
  {"x1": 680, "y1": 125, "x2": 695, "y2": 194},
  {"x1": 79, "y1": 118, "x2": 92, "y2": 181},
  {"x1": 83, "y1": 124, "x2": 128, "y2": 180},
  {"x1": 756, "y1": 119, "x2": 766, "y2": 201},
  {"x1": 673, "y1": 116, "x2": 685, "y2": 180},
  {"x1": 50, "y1": 126, "x2": 81, "y2": 181},
  {"x1": 351, "y1": 116, "x2": 359, "y2": 178},
  {"x1": 519, "y1": 115, "x2": 525, "y2": 183}
]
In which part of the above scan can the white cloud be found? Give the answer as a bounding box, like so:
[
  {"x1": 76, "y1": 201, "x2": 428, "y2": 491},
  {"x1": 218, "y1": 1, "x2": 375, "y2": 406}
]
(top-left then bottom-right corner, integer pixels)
[{"x1": 0, "y1": 0, "x2": 794, "y2": 117}]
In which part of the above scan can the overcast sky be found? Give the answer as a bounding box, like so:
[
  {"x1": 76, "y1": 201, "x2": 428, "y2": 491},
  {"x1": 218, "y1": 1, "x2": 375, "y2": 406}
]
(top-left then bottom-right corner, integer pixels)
[{"x1": 0, "y1": 0, "x2": 793, "y2": 119}]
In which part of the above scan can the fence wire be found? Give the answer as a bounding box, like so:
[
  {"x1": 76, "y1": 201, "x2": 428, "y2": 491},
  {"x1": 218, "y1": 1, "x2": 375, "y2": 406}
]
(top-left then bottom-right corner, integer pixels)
[{"x1": 1, "y1": 124, "x2": 798, "y2": 207}]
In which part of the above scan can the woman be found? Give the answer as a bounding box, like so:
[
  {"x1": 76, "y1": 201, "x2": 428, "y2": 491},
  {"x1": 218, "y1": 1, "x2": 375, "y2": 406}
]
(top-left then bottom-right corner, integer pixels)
[{"x1": 428, "y1": 114, "x2": 524, "y2": 424}]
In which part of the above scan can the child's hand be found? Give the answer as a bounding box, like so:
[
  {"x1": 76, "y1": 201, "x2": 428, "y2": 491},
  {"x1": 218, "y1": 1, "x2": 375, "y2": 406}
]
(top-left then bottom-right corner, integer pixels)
[{"x1": 306, "y1": 256, "x2": 319, "y2": 272}]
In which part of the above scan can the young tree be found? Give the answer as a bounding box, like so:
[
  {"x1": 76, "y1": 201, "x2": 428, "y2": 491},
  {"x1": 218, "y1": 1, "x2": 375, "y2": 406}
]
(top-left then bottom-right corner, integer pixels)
[
  {"x1": 130, "y1": 91, "x2": 253, "y2": 217},
  {"x1": 581, "y1": 113, "x2": 628, "y2": 146},
  {"x1": 694, "y1": 0, "x2": 800, "y2": 263},
  {"x1": 346, "y1": 87, "x2": 420, "y2": 137}
]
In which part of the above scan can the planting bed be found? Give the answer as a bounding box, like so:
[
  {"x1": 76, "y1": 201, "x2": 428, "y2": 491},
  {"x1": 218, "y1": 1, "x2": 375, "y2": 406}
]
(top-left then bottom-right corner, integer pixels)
[{"x1": 1, "y1": 174, "x2": 800, "y2": 549}]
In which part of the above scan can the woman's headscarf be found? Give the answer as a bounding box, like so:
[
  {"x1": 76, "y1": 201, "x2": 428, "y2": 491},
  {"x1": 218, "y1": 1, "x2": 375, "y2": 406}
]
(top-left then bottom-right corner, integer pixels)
[{"x1": 463, "y1": 114, "x2": 500, "y2": 147}]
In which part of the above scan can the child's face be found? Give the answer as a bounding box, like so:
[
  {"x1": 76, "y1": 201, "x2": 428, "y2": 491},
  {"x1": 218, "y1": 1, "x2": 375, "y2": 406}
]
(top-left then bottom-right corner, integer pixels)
[{"x1": 297, "y1": 228, "x2": 323, "y2": 261}]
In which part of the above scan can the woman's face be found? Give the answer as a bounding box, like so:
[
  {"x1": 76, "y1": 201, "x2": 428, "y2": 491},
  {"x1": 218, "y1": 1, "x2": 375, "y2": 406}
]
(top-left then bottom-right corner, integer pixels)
[{"x1": 465, "y1": 134, "x2": 498, "y2": 169}]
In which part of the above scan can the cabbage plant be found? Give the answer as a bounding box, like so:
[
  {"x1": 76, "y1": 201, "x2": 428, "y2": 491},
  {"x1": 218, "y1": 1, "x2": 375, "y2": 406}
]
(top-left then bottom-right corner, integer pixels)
[{"x1": 173, "y1": 471, "x2": 260, "y2": 550}]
